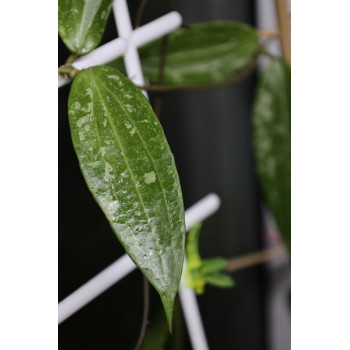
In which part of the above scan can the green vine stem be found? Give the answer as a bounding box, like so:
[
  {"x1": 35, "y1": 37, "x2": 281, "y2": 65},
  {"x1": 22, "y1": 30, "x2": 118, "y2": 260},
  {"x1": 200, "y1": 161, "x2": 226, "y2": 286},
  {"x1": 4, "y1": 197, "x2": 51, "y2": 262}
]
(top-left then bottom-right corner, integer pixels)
[
  {"x1": 65, "y1": 53, "x2": 80, "y2": 65},
  {"x1": 134, "y1": 275, "x2": 150, "y2": 350},
  {"x1": 225, "y1": 244, "x2": 287, "y2": 273},
  {"x1": 58, "y1": 65, "x2": 79, "y2": 79}
]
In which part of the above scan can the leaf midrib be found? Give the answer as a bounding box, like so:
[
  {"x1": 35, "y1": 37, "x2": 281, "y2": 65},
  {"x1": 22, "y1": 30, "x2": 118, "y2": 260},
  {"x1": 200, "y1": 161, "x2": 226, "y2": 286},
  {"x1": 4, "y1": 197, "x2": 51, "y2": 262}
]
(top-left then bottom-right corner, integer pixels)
[
  {"x1": 75, "y1": 0, "x2": 101, "y2": 51},
  {"x1": 97, "y1": 76, "x2": 174, "y2": 231},
  {"x1": 90, "y1": 72, "x2": 169, "y2": 280}
]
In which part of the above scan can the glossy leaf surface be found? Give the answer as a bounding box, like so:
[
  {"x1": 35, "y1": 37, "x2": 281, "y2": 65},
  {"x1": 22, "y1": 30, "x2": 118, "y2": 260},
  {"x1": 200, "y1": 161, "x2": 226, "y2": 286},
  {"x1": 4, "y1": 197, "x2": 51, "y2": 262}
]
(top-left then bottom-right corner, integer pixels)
[
  {"x1": 252, "y1": 59, "x2": 291, "y2": 250},
  {"x1": 68, "y1": 66, "x2": 185, "y2": 328},
  {"x1": 58, "y1": 0, "x2": 113, "y2": 55},
  {"x1": 110, "y1": 21, "x2": 259, "y2": 85}
]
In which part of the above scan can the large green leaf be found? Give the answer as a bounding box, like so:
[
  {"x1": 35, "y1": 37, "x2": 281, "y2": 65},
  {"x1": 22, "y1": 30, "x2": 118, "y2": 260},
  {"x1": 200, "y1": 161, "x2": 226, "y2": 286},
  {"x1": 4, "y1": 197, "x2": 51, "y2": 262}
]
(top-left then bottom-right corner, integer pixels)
[
  {"x1": 58, "y1": 0, "x2": 113, "y2": 55},
  {"x1": 68, "y1": 65, "x2": 186, "y2": 329},
  {"x1": 109, "y1": 21, "x2": 260, "y2": 85},
  {"x1": 252, "y1": 59, "x2": 291, "y2": 250}
]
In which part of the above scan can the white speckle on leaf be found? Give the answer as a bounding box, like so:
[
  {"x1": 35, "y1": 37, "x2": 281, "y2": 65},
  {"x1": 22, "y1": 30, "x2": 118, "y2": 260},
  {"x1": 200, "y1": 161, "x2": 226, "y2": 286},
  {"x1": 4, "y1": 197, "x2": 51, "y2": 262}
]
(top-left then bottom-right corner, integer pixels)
[
  {"x1": 108, "y1": 75, "x2": 120, "y2": 81},
  {"x1": 80, "y1": 102, "x2": 92, "y2": 113},
  {"x1": 59, "y1": 26, "x2": 66, "y2": 35},
  {"x1": 126, "y1": 104, "x2": 134, "y2": 113},
  {"x1": 86, "y1": 88, "x2": 93, "y2": 98},
  {"x1": 125, "y1": 122, "x2": 132, "y2": 129},
  {"x1": 72, "y1": 101, "x2": 81, "y2": 111},
  {"x1": 144, "y1": 171, "x2": 156, "y2": 184},
  {"x1": 77, "y1": 115, "x2": 89, "y2": 127},
  {"x1": 100, "y1": 147, "x2": 106, "y2": 156},
  {"x1": 104, "y1": 162, "x2": 114, "y2": 182},
  {"x1": 84, "y1": 125, "x2": 90, "y2": 131},
  {"x1": 107, "y1": 200, "x2": 119, "y2": 217},
  {"x1": 103, "y1": 118, "x2": 107, "y2": 127},
  {"x1": 130, "y1": 128, "x2": 136, "y2": 135},
  {"x1": 100, "y1": 10, "x2": 107, "y2": 19},
  {"x1": 79, "y1": 131, "x2": 85, "y2": 141},
  {"x1": 124, "y1": 93, "x2": 132, "y2": 99}
]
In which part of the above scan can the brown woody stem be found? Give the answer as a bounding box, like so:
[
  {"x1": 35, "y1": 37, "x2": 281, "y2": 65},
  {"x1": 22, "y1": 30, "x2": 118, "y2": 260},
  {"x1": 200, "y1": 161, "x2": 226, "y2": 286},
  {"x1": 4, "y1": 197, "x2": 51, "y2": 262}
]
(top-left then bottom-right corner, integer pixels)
[{"x1": 225, "y1": 244, "x2": 287, "y2": 273}]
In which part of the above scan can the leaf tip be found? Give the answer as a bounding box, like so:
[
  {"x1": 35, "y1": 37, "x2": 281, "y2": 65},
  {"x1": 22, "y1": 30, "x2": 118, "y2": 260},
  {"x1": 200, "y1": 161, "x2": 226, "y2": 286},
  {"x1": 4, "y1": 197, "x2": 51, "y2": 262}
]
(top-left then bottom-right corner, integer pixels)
[{"x1": 160, "y1": 293, "x2": 175, "y2": 333}]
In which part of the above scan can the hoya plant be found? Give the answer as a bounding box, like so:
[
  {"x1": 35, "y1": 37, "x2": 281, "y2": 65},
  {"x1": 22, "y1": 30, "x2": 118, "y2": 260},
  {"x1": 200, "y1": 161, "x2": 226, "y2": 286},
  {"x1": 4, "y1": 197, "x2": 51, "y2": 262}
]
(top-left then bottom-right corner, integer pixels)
[{"x1": 59, "y1": 0, "x2": 290, "y2": 347}]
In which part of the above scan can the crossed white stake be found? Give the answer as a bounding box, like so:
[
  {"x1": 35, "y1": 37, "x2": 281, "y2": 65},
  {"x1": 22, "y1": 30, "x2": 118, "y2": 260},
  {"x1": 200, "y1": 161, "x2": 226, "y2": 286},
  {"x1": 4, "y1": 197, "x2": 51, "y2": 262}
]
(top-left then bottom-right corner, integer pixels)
[
  {"x1": 58, "y1": 4, "x2": 181, "y2": 89},
  {"x1": 59, "y1": 2, "x2": 211, "y2": 349},
  {"x1": 59, "y1": 193, "x2": 218, "y2": 350}
]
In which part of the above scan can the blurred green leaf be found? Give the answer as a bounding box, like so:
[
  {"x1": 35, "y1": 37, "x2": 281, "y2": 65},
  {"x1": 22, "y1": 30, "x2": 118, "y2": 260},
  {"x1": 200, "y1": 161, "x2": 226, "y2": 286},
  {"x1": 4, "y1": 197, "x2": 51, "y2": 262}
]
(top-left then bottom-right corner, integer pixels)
[
  {"x1": 68, "y1": 66, "x2": 186, "y2": 330},
  {"x1": 184, "y1": 223, "x2": 234, "y2": 294},
  {"x1": 186, "y1": 222, "x2": 202, "y2": 269},
  {"x1": 252, "y1": 59, "x2": 291, "y2": 250},
  {"x1": 204, "y1": 273, "x2": 234, "y2": 288},
  {"x1": 58, "y1": 0, "x2": 113, "y2": 54},
  {"x1": 199, "y1": 257, "x2": 228, "y2": 275},
  {"x1": 109, "y1": 21, "x2": 259, "y2": 85}
]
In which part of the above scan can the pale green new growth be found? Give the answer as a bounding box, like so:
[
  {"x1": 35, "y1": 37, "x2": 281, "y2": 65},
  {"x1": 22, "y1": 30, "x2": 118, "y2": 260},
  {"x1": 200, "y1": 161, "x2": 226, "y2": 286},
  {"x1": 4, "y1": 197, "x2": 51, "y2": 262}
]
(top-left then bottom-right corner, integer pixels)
[{"x1": 184, "y1": 222, "x2": 234, "y2": 294}]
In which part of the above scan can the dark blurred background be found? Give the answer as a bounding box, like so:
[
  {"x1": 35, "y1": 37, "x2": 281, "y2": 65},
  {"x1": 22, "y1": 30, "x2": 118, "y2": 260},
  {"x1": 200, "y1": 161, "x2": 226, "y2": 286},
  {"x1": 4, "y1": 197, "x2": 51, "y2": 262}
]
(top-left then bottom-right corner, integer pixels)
[{"x1": 59, "y1": 0, "x2": 290, "y2": 349}]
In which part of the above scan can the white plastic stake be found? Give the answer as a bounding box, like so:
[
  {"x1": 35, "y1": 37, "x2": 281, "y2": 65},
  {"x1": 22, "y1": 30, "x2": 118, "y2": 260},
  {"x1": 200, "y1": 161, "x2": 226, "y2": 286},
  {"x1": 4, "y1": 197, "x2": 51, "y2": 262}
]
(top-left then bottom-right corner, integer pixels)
[
  {"x1": 131, "y1": 12, "x2": 181, "y2": 47},
  {"x1": 179, "y1": 193, "x2": 220, "y2": 350},
  {"x1": 58, "y1": 12, "x2": 182, "y2": 87},
  {"x1": 58, "y1": 254, "x2": 136, "y2": 324},
  {"x1": 179, "y1": 277, "x2": 210, "y2": 350},
  {"x1": 184, "y1": 193, "x2": 220, "y2": 230},
  {"x1": 72, "y1": 38, "x2": 126, "y2": 71},
  {"x1": 113, "y1": 0, "x2": 147, "y2": 97},
  {"x1": 58, "y1": 193, "x2": 220, "y2": 325}
]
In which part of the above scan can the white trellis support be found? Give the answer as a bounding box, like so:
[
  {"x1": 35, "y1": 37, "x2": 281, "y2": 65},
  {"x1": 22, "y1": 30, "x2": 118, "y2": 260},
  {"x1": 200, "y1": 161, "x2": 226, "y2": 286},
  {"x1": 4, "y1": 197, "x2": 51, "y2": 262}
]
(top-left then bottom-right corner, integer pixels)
[
  {"x1": 58, "y1": 11, "x2": 182, "y2": 88},
  {"x1": 59, "y1": 193, "x2": 220, "y2": 323},
  {"x1": 59, "y1": 193, "x2": 219, "y2": 350},
  {"x1": 179, "y1": 271, "x2": 210, "y2": 350},
  {"x1": 113, "y1": 0, "x2": 147, "y2": 97},
  {"x1": 59, "y1": 1, "x2": 212, "y2": 348}
]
